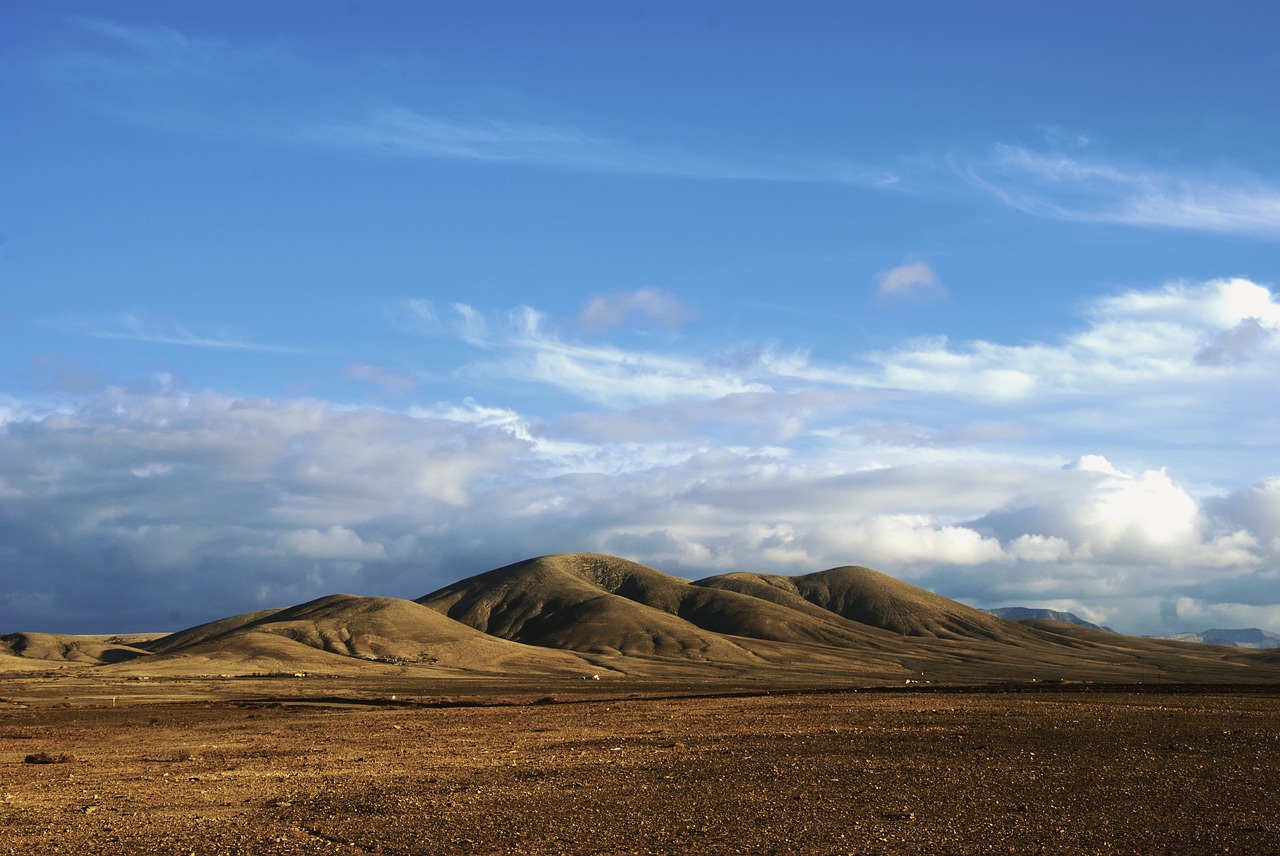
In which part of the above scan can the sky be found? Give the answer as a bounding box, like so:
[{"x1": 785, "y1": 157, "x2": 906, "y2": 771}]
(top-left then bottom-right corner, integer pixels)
[{"x1": 3, "y1": 1, "x2": 1280, "y2": 636}]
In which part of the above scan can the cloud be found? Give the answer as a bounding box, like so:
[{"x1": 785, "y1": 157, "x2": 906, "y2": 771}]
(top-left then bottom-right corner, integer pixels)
[
  {"x1": 876, "y1": 260, "x2": 948, "y2": 303},
  {"x1": 47, "y1": 20, "x2": 895, "y2": 188},
  {"x1": 578, "y1": 289, "x2": 696, "y2": 333},
  {"x1": 48, "y1": 17, "x2": 296, "y2": 133},
  {"x1": 970, "y1": 145, "x2": 1280, "y2": 239},
  {"x1": 7, "y1": 278, "x2": 1280, "y2": 635},
  {"x1": 340, "y1": 364, "x2": 417, "y2": 393},
  {"x1": 453, "y1": 304, "x2": 769, "y2": 407},
  {"x1": 1193, "y1": 318, "x2": 1275, "y2": 366},
  {"x1": 0, "y1": 381, "x2": 1277, "y2": 636},
  {"x1": 276, "y1": 526, "x2": 387, "y2": 561},
  {"x1": 975, "y1": 455, "x2": 1261, "y2": 570},
  {"x1": 859, "y1": 278, "x2": 1280, "y2": 408},
  {"x1": 48, "y1": 310, "x2": 295, "y2": 352},
  {"x1": 386, "y1": 299, "x2": 440, "y2": 333},
  {"x1": 306, "y1": 106, "x2": 896, "y2": 186}
]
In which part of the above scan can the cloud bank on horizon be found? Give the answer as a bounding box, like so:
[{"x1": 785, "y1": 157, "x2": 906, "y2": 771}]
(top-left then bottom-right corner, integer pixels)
[{"x1": 3, "y1": 4, "x2": 1279, "y2": 635}]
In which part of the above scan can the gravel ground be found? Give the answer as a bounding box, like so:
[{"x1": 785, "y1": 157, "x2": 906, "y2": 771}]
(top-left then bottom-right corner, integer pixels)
[{"x1": 2, "y1": 684, "x2": 1277, "y2": 854}]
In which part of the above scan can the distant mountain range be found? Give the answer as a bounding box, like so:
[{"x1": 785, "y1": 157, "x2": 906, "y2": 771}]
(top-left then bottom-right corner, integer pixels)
[
  {"x1": 984, "y1": 607, "x2": 1115, "y2": 633},
  {"x1": 987, "y1": 607, "x2": 1280, "y2": 649},
  {"x1": 5, "y1": 553, "x2": 1280, "y2": 682},
  {"x1": 1151, "y1": 628, "x2": 1280, "y2": 649}
]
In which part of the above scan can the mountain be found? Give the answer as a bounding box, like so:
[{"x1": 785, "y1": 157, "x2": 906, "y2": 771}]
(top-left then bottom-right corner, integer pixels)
[
  {"x1": 6, "y1": 553, "x2": 1280, "y2": 684},
  {"x1": 985, "y1": 607, "x2": 1115, "y2": 633},
  {"x1": 1152, "y1": 628, "x2": 1280, "y2": 649}
]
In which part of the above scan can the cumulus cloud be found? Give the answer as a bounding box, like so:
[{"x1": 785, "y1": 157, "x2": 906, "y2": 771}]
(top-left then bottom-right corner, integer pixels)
[
  {"x1": 861, "y1": 278, "x2": 1280, "y2": 411},
  {"x1": 1194, "y1": 318, "x2": 1275, "y2": 366},
  {"x1": 0, "y1": 383, "x2": 1275, "y2": 636},
  {"x1": 6, "y1": 277, "x2": 1280, "y2": 636},
  {"x1": 276, "y1": 526, "x2": 387, "y2": 561},
  {"x1": 578, "y1": 289, "x2": 696, "y2": 333},
  {"x1": 876, "y1": 260, "x2": 947, "y2": 303}
]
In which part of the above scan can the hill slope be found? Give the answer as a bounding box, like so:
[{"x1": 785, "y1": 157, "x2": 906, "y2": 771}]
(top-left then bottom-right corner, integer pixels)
[
  {"x1": 123, "y1": 594, "x2": 596, "y2": 676},
  {"x1": 697, "y1": 565, "x2": 1026, "y2": 641}
]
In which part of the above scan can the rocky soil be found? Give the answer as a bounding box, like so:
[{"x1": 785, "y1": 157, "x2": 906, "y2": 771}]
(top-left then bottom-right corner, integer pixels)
[{"x1": 2, "y1": 679, "x2": 1277, "y2": 853}]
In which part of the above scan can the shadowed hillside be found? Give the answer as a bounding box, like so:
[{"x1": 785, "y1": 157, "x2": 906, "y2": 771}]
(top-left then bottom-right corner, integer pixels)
[{"x1": 0, "y1": 632, "x2": 152, "y2": 666}]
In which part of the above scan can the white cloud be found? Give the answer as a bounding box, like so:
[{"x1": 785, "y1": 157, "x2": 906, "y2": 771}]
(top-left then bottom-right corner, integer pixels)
[
  {"x1": 876, "y1": 260, "x2": 947, "y2": 303},
  {"x1": 1007, "y1": 534, "x2": 1071, "y2": 563},
  {"x1": 277, "y1": 526, "x2": 387, "y2": 561},
  {"x1": 446, "y1": 279, "x2": 1280, "y2": 416},
  {"x1": 971, "y1": 145, "x2": 1280, "y2": 239},
  {"x1": 861, "y1": 278, "x2": 1280, "y2": 407},
  {"x1": 976, "y1": 454, "x2": 1262, "y2": 571},
  {"x1": 454, "y1": 304, "x2": 769, "y2": 407},
  {"x1": 824, "y1": 516, "x2": 1006, "y2": 566},
  {"x1": 7, "y1": 278, "x2": 1280, "y2": 635}
]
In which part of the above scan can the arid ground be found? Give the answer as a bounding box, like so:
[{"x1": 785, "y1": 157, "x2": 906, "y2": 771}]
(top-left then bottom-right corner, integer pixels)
[{"x1": 3, "y1": 676, "x2": 1277, "y2": 854}]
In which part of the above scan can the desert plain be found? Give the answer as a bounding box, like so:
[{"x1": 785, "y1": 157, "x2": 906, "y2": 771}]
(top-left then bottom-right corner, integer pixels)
[
  {"x1": 2, "y1": 676, "x2": 1279, "y2": 854},
  {"x1": 4, "y1": 554, "x2": 1279, "y2": 853}
]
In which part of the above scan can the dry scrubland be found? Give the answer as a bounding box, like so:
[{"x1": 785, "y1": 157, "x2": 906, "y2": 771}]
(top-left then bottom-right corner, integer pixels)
[
  {"x1": 4, "y1": 555, "x2": 1279, "y2": 852},
  {"x1": 1, "y1": 677, "x2": 1278, "y2": 854}
]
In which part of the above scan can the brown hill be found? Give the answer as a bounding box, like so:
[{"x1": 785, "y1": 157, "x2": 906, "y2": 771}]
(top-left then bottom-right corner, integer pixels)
[
  {"x1": 416, "y1": 554, "x2": 764, "y2": 662},
  {"x1": 415, "y1": 553, "x2": 902, "y2": 661},
  {"x1": 1, "y1": 632, "x2": 152, "y2": 666},
  {"x1": 696, "y1": 565, "x2": 1025, "y2": 640},
  {"x1": 119, "y1": 594, "x2": 596, "y2": 677},
  {"x1": 6, "y1": 553, "x2": 1280, "y2": 685}
]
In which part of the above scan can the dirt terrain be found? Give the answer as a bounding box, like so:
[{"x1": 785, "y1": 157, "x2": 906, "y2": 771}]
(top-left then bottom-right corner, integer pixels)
[{"x1": 2, "y1": 676, "x2": 1276, "y2": 854}]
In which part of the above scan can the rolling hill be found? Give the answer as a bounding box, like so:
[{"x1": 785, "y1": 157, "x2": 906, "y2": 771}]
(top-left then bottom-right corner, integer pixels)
[{"x1": 5, "y1": 553, "x2": 1280, "y2": 684}]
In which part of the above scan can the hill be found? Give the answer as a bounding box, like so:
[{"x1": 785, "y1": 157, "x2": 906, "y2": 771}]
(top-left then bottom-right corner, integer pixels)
[
  {"x1": 86, "y1": 594, "x2": 596, "y2": 677},
  {"x1": 5, "y1": 553, "x2": 1280, "y2": 684}
]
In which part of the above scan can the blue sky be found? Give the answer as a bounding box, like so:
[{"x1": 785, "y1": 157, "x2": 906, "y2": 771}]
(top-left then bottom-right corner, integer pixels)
[{"x1": 4, "y1": 1, "x2": 1280, "y2": 635}]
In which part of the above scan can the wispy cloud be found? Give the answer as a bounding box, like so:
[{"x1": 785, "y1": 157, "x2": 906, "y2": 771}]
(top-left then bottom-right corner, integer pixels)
[
  {"x1": 968, "y1": 145, "x2": 1280, "y2": 239},
  {"x1": 451, "y1": 279, "x2": 1280, "y2": 414},
  {"x1": 50, "y1": 310, "x2": 297, "y2": 352},
  {"x1": 64, "y1": 16, "x2": 249, "y2": 80},
  {"x1": 48, "y1": 19, "x2": 896, "y2": 189},
  {"x1": 306, "y1": 106, "x2": 897, "y2": 186},
  {"x1": 453, "y1": 304, "x2": 767, "y2": 407}
]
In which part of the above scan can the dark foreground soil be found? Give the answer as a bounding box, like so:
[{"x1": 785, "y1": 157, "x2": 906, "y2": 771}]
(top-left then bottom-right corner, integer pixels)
[{"x1": 1, "y1": 680, "x2": 1277, "y2": 854}]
